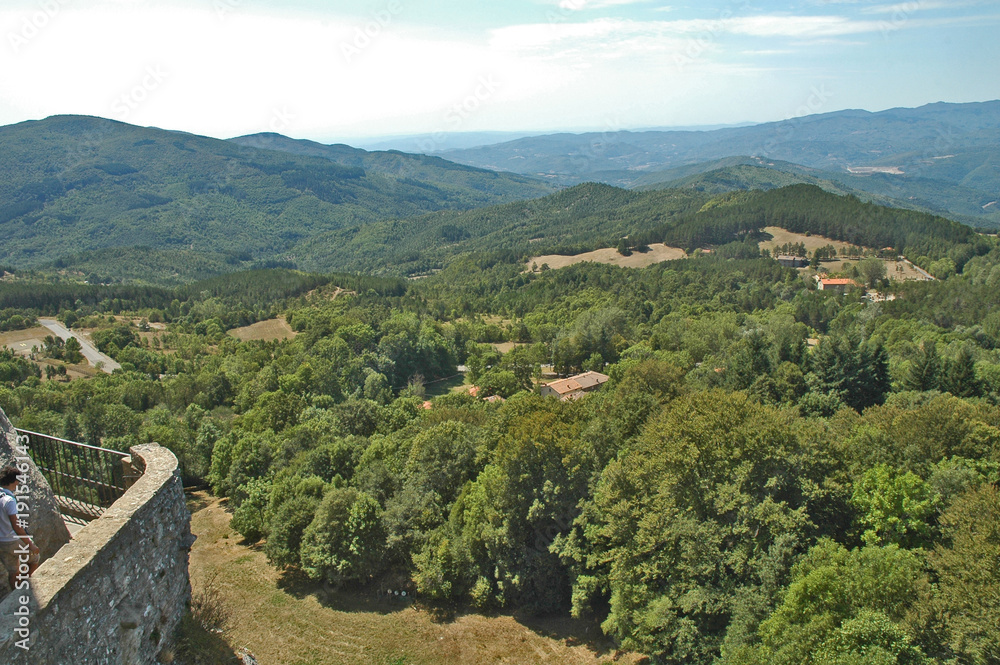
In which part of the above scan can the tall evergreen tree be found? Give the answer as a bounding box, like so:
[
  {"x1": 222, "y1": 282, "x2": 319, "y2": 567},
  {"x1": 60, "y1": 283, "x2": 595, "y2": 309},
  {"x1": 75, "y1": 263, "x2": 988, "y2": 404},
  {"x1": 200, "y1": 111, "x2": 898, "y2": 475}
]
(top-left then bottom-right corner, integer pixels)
[
  {"x1": 940, "y1": 346, "x2": 981, "y2": 398},
  {"x1": 810, "y1": 332, "x2": 890, "y2": 412},
  {"x1": 902, "y1": 340, "x2": 940, "y2": 392}
]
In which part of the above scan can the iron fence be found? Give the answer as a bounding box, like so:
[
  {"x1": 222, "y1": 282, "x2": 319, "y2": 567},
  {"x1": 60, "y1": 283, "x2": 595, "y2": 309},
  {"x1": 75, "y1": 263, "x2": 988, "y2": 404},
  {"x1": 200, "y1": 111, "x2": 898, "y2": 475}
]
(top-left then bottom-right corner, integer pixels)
[{"x1": 14, "y1": 429, "x2": 137, "y2": 522}]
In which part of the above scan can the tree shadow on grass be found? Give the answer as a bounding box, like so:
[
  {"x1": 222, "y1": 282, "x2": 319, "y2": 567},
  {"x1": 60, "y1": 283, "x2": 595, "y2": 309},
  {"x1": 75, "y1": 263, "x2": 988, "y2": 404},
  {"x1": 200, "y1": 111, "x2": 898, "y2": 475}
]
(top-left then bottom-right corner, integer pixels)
[
  {"x1": 276, "y1": 567, "x2": 414, "y2": 616},
  {"x1": 185, "y1": 491, "x2": 213, "y2": 514},
  {"x1": 173, "y1": 613, "x2": 243, "y2": 665},
  {"x1": 413, "y1": 602, "x2": 642, "y2": 663},
  {"x1": 513, "y1": 612, "x2": 633, "y2": 660}
]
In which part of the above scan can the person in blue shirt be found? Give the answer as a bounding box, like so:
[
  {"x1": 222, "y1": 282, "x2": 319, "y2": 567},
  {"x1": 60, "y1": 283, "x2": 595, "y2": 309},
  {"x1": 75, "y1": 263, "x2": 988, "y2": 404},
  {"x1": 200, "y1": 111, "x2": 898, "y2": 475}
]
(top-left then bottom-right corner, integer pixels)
[{"x1": 0, "y1": 465, "x2": 40, "y2": 593}]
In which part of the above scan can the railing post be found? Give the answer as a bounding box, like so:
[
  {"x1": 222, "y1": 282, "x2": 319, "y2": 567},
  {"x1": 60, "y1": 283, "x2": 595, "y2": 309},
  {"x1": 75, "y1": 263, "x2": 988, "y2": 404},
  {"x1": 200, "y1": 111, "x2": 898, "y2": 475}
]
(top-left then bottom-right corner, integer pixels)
[{"x1": 122, "y1": 455, "x2": 140, "y2": 490}]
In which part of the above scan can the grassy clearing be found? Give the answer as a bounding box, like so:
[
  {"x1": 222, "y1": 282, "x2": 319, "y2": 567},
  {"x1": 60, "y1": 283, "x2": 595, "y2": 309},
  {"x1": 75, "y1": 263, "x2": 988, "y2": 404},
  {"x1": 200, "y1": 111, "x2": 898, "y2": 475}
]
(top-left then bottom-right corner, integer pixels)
[
  {"x1": 1, "y1": 328, "x2": 96, "y2": 382},
  {"x1": 525, "y1": 244, "x2": 686, "y2": 271},
  {"x1": 187, "y1": 492, "x2": 644, "y2": 665},
  {"x1": 423, "y1": 374, "x2": 467, "y2": 399},
  {"x1": 0, "y1": 327, "x2": 49, "y2": 354},
  {"x1": 759, "y1": 227, "x2": 931, "y2": 282},
  {"x1": 758, "y1": 226, "x2": 860, "y2": 255},
  {"x1": 228, "y1": 317, "x2": 296, "y2": 342},
  {"x1": 818, "y1": 258, "x2": 930, "y2": 282}
]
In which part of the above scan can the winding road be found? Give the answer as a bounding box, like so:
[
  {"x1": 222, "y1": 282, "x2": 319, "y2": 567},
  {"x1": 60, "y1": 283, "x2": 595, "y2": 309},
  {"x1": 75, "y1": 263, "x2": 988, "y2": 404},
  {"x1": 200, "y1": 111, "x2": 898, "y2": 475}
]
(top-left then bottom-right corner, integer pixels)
[{"x1": 38, "y1": 318, "x2": 121, "y2": 374}]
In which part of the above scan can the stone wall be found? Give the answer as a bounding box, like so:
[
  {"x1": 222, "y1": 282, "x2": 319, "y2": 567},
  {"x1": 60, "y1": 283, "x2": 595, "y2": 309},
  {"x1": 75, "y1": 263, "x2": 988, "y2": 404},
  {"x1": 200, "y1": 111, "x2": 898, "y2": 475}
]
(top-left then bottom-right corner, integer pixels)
[{"x1": 0, "y1": 443, "x2": 194, "y2": 664}]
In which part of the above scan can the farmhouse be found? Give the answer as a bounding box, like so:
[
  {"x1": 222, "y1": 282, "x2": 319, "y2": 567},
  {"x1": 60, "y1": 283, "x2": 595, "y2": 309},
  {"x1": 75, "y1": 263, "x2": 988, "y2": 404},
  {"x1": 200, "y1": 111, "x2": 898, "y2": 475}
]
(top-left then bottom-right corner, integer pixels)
[
  {"x1": 541, "y1": 371, "x2": 610, "y2": 401},
  {"x1": 815, "y1": 277, "x2": 860, "y2": 293},
  {"x1": 776, "y1": 254, "x2": 808, "y2": 268}
]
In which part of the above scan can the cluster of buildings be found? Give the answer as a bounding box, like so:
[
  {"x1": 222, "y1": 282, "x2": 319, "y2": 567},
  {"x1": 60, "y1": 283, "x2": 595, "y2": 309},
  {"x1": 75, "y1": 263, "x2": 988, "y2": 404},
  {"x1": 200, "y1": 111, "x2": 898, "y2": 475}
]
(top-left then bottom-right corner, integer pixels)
[{"x1": 540, "y1": 370, "x2": 610, "y2": 401}]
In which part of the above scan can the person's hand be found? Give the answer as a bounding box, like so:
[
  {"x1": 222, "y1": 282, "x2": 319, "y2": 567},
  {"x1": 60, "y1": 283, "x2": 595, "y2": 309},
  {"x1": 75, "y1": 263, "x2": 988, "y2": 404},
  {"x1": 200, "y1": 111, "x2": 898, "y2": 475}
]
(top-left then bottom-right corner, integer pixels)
[{"x1": 28, "y1": 541, "x2": 39, "y2": 554}]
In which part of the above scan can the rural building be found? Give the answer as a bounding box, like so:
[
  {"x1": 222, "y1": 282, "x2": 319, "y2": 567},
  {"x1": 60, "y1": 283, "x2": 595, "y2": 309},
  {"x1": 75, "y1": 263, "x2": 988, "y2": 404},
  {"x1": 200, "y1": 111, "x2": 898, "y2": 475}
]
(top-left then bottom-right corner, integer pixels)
[
  {"x1": 816, "y1": 277, "x2": 860, "y2": 293},
  {"x1": 541, "y1": 371, "x2": 610, "y2": 401},
  {"x1": 776, "y1": 254, "x2": 808, "y2": 268}
]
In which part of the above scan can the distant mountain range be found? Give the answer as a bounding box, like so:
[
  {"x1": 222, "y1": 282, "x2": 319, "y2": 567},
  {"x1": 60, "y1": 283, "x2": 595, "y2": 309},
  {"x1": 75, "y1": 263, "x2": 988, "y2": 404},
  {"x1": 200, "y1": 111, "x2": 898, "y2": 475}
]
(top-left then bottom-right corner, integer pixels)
[
  {"x1": 0, "y1": 115, "x2": 552, "y2": 281},
  {"x1": 0, "y1": 102, "x2": 995, "y2": 283},
  {"x1": 440, "y1": 101, "x2": 1000, "y2": 227}
]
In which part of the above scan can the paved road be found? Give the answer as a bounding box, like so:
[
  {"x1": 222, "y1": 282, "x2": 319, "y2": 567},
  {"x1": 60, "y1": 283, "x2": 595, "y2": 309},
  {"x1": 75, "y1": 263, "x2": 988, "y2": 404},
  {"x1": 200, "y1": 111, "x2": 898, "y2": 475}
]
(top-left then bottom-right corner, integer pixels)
[{"x1": 38, "y1": 318, "x2": 121, "y2": 373}]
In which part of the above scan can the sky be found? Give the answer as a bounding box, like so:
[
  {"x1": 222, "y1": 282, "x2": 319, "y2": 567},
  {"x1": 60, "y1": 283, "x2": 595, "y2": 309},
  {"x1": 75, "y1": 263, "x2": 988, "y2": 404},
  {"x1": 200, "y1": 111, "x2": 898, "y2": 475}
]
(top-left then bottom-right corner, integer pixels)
[{"x1": 0, "y1": 0, "x2": 998, "y2": 145}]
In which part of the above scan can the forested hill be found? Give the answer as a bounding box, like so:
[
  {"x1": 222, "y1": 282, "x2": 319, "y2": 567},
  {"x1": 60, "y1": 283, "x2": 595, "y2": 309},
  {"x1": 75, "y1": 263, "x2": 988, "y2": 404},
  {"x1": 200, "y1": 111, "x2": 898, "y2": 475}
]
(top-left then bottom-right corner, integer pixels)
[
  {"x1": 290, "y1": 182, "x2": 986, "y2": 276},
  {"x1": 230, "y1": 132, "x2": 534, "y2": 190},
  {"x1": 439, "y1": 101, "x2": 1000, "y2": 227},
  {"x1": 634, "y1": 157, "x2": 1000, "y2": 228},
  {"x1": 0, "y1": 115, "x2": 552, "y2": 277}
]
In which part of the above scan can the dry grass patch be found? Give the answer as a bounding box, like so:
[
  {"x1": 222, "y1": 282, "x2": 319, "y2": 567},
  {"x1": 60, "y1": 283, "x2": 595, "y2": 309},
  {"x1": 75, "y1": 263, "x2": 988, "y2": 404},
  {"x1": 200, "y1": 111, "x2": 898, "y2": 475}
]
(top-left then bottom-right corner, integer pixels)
[
  {"x1": 526, "y1": 244, "x2": 686, "y2": 271},
  {"x1": 759, "y1": 227, "x2": 861, "y2": 255},
  {"x1": 491, "y1": 342, "x2": 527, "y2": 354},
  {"x1": 228, "y1": 318, "x2": 296, "y2": 342},
  {"x1": 0, "y1": 327, "x2": 49, "y2": 355},
  {"x1": 818, "y1": 258, "x2": 930, "y2": 282},
  {"x1": 188, "y1": 492, "x2": 644, "y2": 665}
]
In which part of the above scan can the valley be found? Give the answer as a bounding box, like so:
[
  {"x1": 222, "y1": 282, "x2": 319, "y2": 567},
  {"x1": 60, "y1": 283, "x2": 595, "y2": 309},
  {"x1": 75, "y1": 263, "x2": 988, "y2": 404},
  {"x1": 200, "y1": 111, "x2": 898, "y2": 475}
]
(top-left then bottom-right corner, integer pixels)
[{"x1": 1, "y1": 102, "x2": 998, "y2": 665}]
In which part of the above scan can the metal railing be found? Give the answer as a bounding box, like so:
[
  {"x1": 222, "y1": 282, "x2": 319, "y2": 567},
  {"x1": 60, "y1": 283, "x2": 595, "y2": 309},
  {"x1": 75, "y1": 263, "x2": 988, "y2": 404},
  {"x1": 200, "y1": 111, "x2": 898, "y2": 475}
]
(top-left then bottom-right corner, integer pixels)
[{"x1": 15, "y1": 429, "x2": 138, "y2": 523}]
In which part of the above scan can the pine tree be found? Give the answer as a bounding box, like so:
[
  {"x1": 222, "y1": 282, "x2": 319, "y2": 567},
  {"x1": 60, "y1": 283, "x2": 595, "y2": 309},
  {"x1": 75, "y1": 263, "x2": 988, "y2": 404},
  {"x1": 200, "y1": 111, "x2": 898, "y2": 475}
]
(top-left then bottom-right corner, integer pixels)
[
  {"x1": 902, "y1": 340, "x2": 939, "y2": 392},
  {"x1": 940, "y1": 346, "x2": 981, "y2": 398}
]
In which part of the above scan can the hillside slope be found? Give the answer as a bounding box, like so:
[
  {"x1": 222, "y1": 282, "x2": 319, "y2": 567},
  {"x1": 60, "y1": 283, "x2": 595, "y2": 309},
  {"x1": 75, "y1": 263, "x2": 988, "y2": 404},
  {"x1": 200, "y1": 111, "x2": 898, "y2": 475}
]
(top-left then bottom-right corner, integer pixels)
[
  {"x1": 440, "y1": 101, "x2": 1000, "y2": 226},
  {"x1": 0, "y1": 116, "x2": 552, "y2": 277},
  {"x1": 634, "y1": 157, "x2": 999, "y2": 225},
  {"x1": 290, "y1": 182, "x2": 981, "y2": 276}
]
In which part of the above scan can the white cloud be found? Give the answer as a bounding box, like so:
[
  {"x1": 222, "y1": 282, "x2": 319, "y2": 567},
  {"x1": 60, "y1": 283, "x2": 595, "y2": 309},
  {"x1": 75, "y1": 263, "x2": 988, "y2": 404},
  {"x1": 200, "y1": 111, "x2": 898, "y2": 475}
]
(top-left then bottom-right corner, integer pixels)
[
  {"x1": 0, "y1": 4, "x2": 564, "y2": 138},
  {"x1": 490, "y1": 14, "x2": 887, "y2": 55},
  {"x1": 556, "y1": 0, "x2": 655, "y2": 10},
  {"x1": 0, "y1": 3, "x2": 994, "y2": 138},
  {"x1": 859, "y1": 0, "x2": 995, "y2": 14}
]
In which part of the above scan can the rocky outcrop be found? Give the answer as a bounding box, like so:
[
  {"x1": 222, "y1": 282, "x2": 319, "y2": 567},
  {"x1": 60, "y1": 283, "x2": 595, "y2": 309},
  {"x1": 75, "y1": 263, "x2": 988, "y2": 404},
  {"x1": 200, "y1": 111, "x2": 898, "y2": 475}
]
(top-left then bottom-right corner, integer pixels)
[{"x1": 0, "y1": 408, "x2": 71, "y2": 568}]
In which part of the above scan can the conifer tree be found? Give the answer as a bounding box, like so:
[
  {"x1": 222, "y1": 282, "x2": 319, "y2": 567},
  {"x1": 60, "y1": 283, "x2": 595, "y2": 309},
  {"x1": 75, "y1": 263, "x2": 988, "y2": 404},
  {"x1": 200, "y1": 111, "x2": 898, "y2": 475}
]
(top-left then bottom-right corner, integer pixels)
[
  {"x1": 902, "y1": 340, "x2": 939, "y2": 392},
  {"x1": 940, "y1": 346, "x2": 981, "y2": 398}
]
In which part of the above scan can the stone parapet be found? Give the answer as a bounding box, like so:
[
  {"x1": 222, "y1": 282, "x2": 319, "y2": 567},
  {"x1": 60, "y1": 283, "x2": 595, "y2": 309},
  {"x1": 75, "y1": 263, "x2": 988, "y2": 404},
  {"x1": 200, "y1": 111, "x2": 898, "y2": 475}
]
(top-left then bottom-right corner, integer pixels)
[{"x1": 0, "y1": 443, "x2": 193, "y2": 664}]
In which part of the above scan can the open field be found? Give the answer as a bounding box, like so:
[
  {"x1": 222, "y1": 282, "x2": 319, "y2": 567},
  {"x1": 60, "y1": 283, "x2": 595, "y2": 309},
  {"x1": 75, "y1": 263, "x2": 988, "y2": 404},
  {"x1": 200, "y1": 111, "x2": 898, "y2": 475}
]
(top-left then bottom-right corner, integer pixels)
[
  {"x1": 187, "y1": 492, "x2": 643, "y2": 665},
  {"x1": 759, "y1": 227, "x2": 861, "y2": 255},
  {"x1": 1, "y1": 327, "x2": 98, "y2": 381},
  {"x1": 491, "y1": 342, "x2": 527, "y2": 354},
  {"x1": 228, "y1": 317, "x2": 296, "y2": 342},
  {"x1": 0, "y1": 327, "x2": 49, "y2": 356},
  {"x1": 37, "y1": 359, "x2": 98, "y2": 382},
  {"x1": 423, "y1": 373, "x2": 467, "y2": 399},
  {"x1": 759, "y1": 227, "x2": 931, "y2": 283},
  {"x1": 526, "y1": 243, "x2": 686, "y2": 271},
  {"x1": 817, "y1": 258, "x2": 930, "y2": 282}
]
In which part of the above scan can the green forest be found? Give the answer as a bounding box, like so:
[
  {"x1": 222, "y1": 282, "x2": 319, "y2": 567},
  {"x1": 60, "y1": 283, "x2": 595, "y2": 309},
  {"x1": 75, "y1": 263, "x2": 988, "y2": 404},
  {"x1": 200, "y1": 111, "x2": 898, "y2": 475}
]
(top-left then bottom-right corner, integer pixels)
[{"x1": 3, "y1": 179, "x2": 1000, "y2": 663}]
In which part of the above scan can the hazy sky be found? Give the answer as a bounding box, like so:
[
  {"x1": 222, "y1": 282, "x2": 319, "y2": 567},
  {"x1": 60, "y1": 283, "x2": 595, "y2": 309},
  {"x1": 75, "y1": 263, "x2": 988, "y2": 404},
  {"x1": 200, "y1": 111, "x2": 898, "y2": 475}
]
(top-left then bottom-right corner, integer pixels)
[{"x1": 1, "y1": 0, "x2": 998, "y2": 143}]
